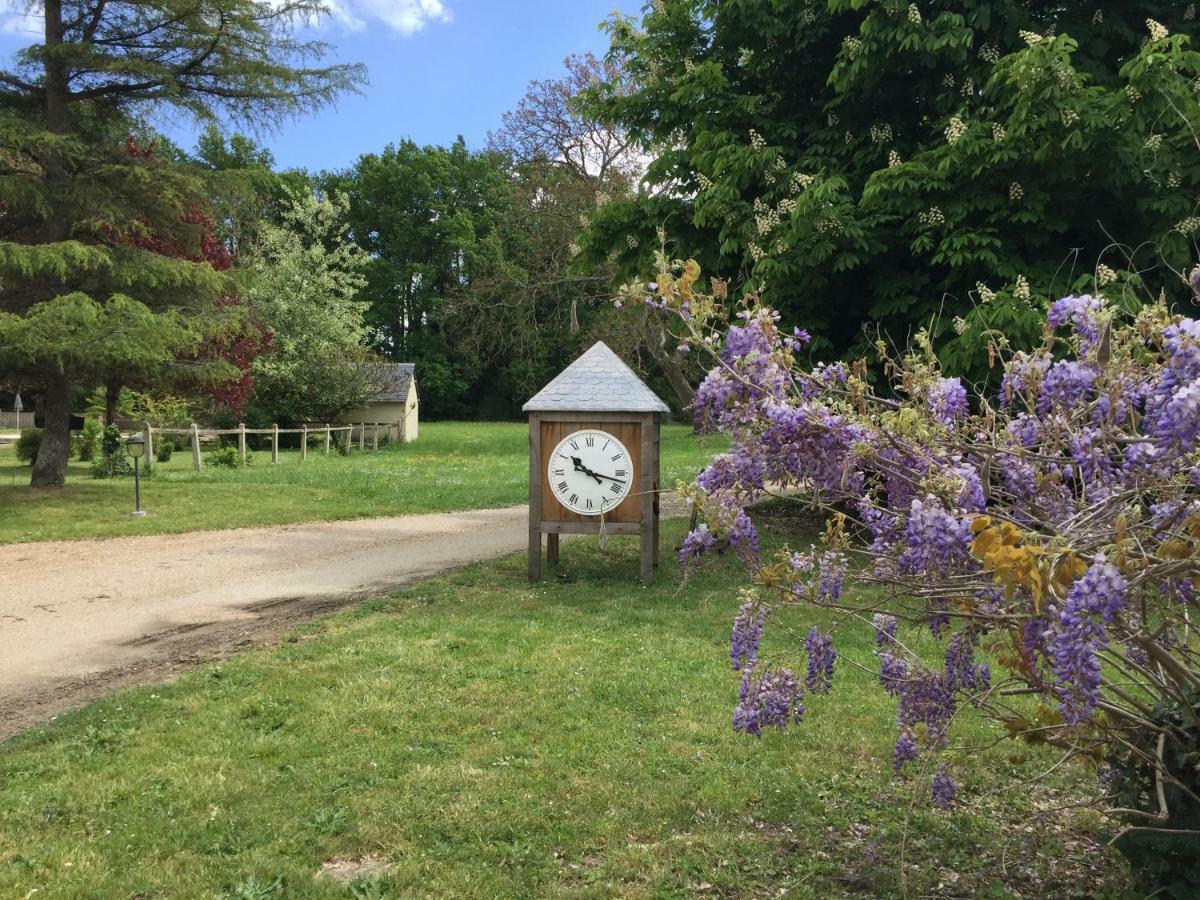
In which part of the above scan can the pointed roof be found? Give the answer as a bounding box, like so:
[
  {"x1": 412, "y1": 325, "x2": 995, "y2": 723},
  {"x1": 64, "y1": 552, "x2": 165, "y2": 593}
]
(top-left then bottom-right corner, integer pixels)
[{"x1": 523, "y1": 341, "x2": 671, "y2": 413}]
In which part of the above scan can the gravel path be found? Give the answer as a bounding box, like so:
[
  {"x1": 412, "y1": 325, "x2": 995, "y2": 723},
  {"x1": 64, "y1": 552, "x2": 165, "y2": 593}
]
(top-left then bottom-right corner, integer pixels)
[{"x1": 0, "y1": 507, "x2": 537, "y2": 738}]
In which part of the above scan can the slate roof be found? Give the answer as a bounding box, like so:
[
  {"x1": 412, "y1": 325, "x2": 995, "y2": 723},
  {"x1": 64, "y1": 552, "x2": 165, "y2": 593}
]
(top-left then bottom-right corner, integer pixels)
[
  {"x1": 373, "y1": 363, "x2": 416, "y2": 403},
  {"x1": 522, "y1": 341, "x2": 671, "y2": 413}
]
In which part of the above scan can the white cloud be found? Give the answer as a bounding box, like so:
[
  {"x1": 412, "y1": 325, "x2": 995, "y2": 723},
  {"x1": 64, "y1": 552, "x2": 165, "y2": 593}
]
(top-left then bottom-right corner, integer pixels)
[
  {"x1": 327, "y1": 0, "x2": 451, "y2": 35},
  {"x1": 1, "y1": 0, "x2": 450, "y2": 39}
]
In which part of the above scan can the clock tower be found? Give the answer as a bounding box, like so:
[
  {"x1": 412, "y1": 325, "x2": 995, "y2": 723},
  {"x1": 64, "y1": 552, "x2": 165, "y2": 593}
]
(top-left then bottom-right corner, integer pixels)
[{"x1": 523, "y1": 341, "x2": 671, "y2": 585}]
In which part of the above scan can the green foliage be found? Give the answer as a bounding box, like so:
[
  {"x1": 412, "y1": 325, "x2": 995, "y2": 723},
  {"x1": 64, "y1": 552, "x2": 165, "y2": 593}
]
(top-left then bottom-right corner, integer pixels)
[
  {"x1": 90, "y1": 425, "x2": 132, "y2": 479},
  {"x1": 14, "y1": 429, "x2": 41, "y2": 465},
  {"x1": 1108, "y1": 691, "x2": 1200, "y2": 897},
  {"x1": 326, "y1": 139, "x2": 514, "y2": 417},
  {"x1": 242, "y1": 191, "x2": 379, "y2": 423},
  {"x1": 205, "y1": 445, "x2": 249, "y2": 469},
  {"x1": 582, "y1": 1, "x2": 1200, "y2": 379},
  {"x1": 155, "y1": 438, "x2": 176, "y2": 463},
  {"x1": 76, "y1": 418, "x2": 102, "y2": 461}
]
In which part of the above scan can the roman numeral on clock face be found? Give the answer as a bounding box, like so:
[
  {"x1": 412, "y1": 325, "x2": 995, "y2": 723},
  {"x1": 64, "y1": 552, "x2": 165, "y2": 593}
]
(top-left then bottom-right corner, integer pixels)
[
  {"x1": 609, "y1": 482, "x2": 621, "y2": 494},
  {"x1": 569, "y1": 493, "x2": 578, "y2": 505},
  {"x1": 615, "y1": 469, "x2": 626, "y2": 477},
  {"x1": 557, "y1": 481, "x2": 568, "y2": 493},
  {"x1": 585, "y1": 435, "x2": 594, "y2": 446},
  {"x1": 612, "y1": 453, "x2": 622, "y2": 462}
]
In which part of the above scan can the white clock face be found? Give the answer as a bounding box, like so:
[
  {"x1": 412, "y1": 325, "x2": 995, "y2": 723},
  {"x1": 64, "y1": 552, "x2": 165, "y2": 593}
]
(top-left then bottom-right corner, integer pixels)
[{"x1": 547, "y1": 429, "x2": 633, "y2": 516}]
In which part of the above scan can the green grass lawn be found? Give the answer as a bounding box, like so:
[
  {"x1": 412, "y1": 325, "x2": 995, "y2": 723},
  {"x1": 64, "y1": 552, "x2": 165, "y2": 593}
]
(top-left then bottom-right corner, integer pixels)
[
  {"x1": 0, "y1": 422, "x2": 724, "y2": 544},
  {"x1": 0, "y1": 516, "x2": 1128, "y2": 898}
]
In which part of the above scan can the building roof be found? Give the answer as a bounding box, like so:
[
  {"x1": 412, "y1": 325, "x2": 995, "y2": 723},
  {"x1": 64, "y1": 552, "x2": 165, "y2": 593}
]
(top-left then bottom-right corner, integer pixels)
[
  {"x1": 373, "y1": 363, "x2": 416, "y2": 403},
  {"x1": 522, "y1": 341, "x2": 671, "y2": 414}
]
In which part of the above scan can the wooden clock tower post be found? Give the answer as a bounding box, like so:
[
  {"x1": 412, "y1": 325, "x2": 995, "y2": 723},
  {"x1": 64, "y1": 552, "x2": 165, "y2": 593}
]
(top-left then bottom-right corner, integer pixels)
[{"x1": 524, "y1": 341, "x2": 671, "y2": 585}]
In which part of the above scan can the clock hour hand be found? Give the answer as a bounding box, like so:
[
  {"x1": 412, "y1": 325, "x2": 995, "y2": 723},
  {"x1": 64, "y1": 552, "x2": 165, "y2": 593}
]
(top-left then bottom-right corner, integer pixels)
[{"x1": 569, "y1": 456, "x2": 603, "y2": 484}]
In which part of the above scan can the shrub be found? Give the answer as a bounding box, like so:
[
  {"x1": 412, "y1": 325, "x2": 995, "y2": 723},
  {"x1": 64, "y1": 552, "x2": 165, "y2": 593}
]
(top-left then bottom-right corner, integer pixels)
[
  {"x1": 91, "y1": 424, "x2": 132, "y2": 479},
  {"x1": 155, "y1": 437, "x2": 175, "y2": 463},
  {"x1": 205, "y1": 444, "x2": 250, "y2": 469},
  {"x1": 14, "y1": 428, "x2": 41, "y2": 465},
  {"x1": 639, "y1": 253, "x2": 1200, "y2": 891},
  {"x1": 76, "y1": 417, "x2": 102, "y2": 461}
]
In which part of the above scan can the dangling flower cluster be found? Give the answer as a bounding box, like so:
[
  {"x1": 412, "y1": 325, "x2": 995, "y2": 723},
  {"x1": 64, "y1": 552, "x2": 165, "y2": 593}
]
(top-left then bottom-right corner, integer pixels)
[
  {"x1": 1048, "y1": 294, "x2": 1104, "y2": 354},
  {"x1": 931, "y1": 765, "x2": 957, "y2": 810},
  {"x1": 804, "y1": 626, "x2": 836, "y2": 693},
  {"x1": 748, "y1": 129, "x2": 767, "y2": 151},
  {"x1": 731, "y1": 597, "x2": 769, "y2": 670},
  {"x1": 928, "y1": 377, "x2": 969, "y2": 425},
  {"x1": 1051, "y1": 557, "x2": 1127, "y2": 724},
  {"x1": 980, "y1": 43, "x2": 1000, "y2": 64},
  {"x1": 869, "y1": 123, "x2": 893, "y2": 144},
  {"x1": 1147, "y1": 19, "x2": 1169, "y2": 42},
  {"x1": 733, "y1": 666, "x2": 803, "y2": 736},
  {"x1": 1097, "y1": 264, "x2": 1117, "y2": 286},
  {"x1": 1010, "y1": 181, "x2": 1024, "y2": 201},
  {"x1": 679, "y1": 523, "x2": 717, "y2": 572},
  {"x1": 888, "y1": 149, "x2": 902, "y2": 168},
  {"x1": 906, "y1": 3, "x2": 920, "y2": 25},
  {"x1": 897, "y1": 497, "x2": 972, "y2": 576},
  {"x1": 976, "y1": 281, "x2": 995, "y2": 302},
  {"x1": 944, "y1": 630, "x2": 990, "y2": 694}
]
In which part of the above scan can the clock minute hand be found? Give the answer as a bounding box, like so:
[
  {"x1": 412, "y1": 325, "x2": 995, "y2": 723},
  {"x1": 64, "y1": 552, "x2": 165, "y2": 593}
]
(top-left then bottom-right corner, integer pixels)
[{"x1": 570, "y1": 456, "x2": 604, "y2": 485}]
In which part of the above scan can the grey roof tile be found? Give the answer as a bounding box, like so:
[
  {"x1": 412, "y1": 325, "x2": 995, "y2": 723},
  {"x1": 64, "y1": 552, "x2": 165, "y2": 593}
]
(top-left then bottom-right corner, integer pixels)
[
  {"x1": 372, "y1": 363, "x2": 416, "y2": 403},
  {"x1": 522, "y1": 341, "x2": 671, "y2": 413}
]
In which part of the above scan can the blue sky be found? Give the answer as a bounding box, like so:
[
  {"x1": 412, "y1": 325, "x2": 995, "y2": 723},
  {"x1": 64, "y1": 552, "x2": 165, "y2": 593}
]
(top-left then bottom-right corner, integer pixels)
[{"x1": 0, "y1": 0, "x2": 641, "y2": 173}]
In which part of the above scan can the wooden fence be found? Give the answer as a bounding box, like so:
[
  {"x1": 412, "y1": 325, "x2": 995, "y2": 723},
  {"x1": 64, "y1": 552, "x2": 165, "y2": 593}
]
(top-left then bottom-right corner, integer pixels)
[
  {"x1": 0, "y1": 412, "x2": 33, "y2": 430},
  {"x1": 146, "y1": 422, "x2": 393, "y2": 471}
]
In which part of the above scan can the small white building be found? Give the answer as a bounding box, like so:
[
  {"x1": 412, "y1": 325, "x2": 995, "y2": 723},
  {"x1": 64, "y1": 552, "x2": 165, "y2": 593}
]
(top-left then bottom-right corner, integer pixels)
[{"x1": 337, "y1": 363, "x2": 419, "y2": 443}]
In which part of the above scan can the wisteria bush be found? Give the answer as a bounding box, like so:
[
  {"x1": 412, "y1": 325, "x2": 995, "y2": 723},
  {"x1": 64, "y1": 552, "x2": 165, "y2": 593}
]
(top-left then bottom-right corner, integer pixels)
[{"x1": 623, "y1": 254, "x2": 1200, "y2": 890}]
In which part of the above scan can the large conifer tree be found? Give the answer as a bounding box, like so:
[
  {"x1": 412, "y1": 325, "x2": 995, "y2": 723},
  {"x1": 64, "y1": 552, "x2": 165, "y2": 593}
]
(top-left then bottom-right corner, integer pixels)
[{"x1": 0, "y1": 0, "x2": 364, "y2": 487}]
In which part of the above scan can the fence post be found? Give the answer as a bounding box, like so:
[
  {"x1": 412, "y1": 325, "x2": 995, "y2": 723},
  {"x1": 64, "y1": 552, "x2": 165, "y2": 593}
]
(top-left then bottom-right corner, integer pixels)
[
  {"x1": 301, "y1": 424, "x2": 308, "y2": 461},
  {"x1": 191, "y1": 423, "x2": 202, "y2": 471},
  {"x1": 324, "y1": 424, "x2": 331, "y2": 454},
  {"x1": 143, "y1": 422, "x2": 153, "y2": 469},
  {"x1": 372, "y1": 423, "x2": 379, "y2": 452},
  {"x1": 271, "y1": 423, "x2": 279, "y2": 464},
  {"x1": 238, "y1": 422, "x2": 247, "y2": 464},
  {"x1": 358, "y1": 423, "x2": 365, "y2": 452}
]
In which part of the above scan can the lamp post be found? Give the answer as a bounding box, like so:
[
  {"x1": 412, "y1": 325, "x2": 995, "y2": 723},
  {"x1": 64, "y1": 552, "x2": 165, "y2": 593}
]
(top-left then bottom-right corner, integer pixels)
[{"x1": 126, "y1": 433, "x2": 146, "y2": 517}]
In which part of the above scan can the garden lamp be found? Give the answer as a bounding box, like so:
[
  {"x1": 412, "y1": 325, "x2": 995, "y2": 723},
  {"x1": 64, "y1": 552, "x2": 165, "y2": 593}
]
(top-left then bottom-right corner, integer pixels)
[{"x1": 126, "y1": 433, "x2": 146, "y2": 517}]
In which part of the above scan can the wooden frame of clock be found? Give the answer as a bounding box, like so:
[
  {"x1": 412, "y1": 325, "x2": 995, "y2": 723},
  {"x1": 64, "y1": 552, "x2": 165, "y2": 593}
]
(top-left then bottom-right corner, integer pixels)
[{"x1": 523, "y1": 342, "x2": 670, "y2": 585}]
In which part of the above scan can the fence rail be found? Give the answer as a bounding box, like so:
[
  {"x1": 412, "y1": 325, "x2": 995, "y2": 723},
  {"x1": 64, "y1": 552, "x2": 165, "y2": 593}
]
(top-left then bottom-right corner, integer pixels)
[{"x1": 146, "y1": 422, "x2": 393, "y2": 471}]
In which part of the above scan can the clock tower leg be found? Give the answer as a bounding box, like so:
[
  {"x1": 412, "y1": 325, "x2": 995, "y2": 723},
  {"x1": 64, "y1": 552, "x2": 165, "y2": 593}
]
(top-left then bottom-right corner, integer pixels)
[
  {"x1": 528, "y1": 414, "x2": 542, "y2": 583},
  {"x1": 547, "y1": 533, "x2": 559, "y2": 564}
]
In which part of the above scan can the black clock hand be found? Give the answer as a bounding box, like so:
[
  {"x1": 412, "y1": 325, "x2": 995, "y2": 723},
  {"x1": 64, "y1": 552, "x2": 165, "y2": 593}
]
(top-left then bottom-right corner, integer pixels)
[
  {"x1": 570, "y1": 456, "x2": 604, "y2": 484},
  {"x1": 590, "y1": 471, "x2": 627, "y2": 484}
]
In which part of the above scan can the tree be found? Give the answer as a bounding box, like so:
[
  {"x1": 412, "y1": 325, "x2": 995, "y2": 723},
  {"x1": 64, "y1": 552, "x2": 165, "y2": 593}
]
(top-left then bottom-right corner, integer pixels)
[
  {"x1": 484, "y1": 52, "x2": 700, "y2": 416},
  {"x1": 327, "y1": 139, "x2": 512, "y2": 418},
  {"x1": 243, "y1": 189, "x2": 380, "y2": 423},
  {"x1": 580, "y1": 2, "x2": 1200, "y2": 376},
  {"x1": 0, "y1": 0, "x2": 364, "y2": 487}
]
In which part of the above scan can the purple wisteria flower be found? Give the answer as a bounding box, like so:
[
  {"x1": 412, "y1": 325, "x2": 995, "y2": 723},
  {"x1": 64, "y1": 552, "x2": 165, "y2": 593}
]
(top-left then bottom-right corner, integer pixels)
[
  {"x1": 733, "y1": 666, "x2": 804, "y2": 736},
  {"x1": 931, "y1": 765, "x2": 958, "y2": 810},
  {"x1": 728, "y1": 510, "x2": 760, "y2": 568},
  {"x1": 804, "y1": 626, "x2": 836, "y2": 693},
  {"x1": 679, "y1": 524, "x2": 717, "y2": 571},
  {"x1": 897, "y1": 497, "x2": 972, "y2": 576},
  {"x1": 1051, "y1": 557, "x2": 1127, "y2": 724},
  {"x1": 873, "y1": 613, "x2": 898, "y2": 647},
  {"x1": 731, "y1": 600, "x2": 769, "y2": 671},
  {"x1": 1038, "y1": 360, "x2": 1098, "y2": 413},
  {"x1": 892, "y1": 730, "x2": 919, "y2": 772},
  {"x1": 944, "y1": 630, "x2": 990, "y2": 694},
  {"x1": 1048, "y1": 294, "x2": 1104, "y2": 354},
  {"x1": 928, "y1": 376, "x2": 969, "y2": 425}
]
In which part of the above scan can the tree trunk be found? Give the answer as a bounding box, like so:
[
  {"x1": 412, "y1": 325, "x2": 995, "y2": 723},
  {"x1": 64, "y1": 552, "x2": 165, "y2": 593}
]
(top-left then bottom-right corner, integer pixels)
[
  {"x1": 31, "y1": 370, "x2": 73, "y2": 489},
  {"x1": 104, "y1": 380, "x2": 121, "y2": 426},
  {"x1": 643, "y1": 313, "x2": 695, "y2": 421},
  {"x1": 29, "y1": 0, "x2": 74, "y2": 490}
]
